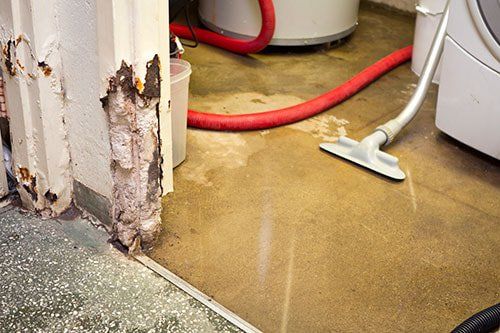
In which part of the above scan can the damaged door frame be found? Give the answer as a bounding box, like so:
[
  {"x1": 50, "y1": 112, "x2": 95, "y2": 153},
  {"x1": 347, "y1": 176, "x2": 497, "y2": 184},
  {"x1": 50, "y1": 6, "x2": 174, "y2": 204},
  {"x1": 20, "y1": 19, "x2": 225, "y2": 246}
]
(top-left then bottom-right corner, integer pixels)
[
  {"x1": 0, "y1": 0, "x2": 73, "y2": 215},
  {"x1": 1, "y1": 0, "x2": 174, "y2": 250},
  {"x1": 96, "y1": 0, "x2": 173, "y2": 250}
]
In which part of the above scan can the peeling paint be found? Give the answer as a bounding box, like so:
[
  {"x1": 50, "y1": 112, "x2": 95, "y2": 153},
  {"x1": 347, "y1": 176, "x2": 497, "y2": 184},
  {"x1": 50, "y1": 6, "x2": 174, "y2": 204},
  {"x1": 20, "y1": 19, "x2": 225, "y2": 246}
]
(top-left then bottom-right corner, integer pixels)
[
  {"x1": 37, "y1": 61, "x2": 52, "y2": 77},
  {"x1": 0, "y1": 33, "x2": 56, "y2": 80},
  {"x1": 4, "y1": 40, "x2": 16, "y2": 76},
  {"x1": 142, "y1": 55, "x2": 161, "y2": 99},
  {"x1": 44, "y1": 190, "x2": 58, "y2": 204},
  {"x1": 16, "y1": 163, "x2": 68, "y2": 215},
  {"x1": 101, "y1": 56, "x2": 162, "y2": 252},
  {"x1": 18, "y1": 167, "x2": 31, "y2": 183},
  {"x1": 17, "y1": 167, "x2": 38, "y2": 202}
]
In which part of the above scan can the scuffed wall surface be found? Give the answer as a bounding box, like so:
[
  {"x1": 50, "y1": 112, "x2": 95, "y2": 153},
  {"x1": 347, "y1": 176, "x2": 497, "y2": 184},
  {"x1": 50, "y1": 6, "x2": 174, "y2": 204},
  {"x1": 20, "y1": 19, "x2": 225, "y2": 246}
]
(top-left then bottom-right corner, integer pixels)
[
  {"x1": 365, "y1": 0, "x2": 416, "y2": 12},
  {"x1": 102, "y1": 58, "x2": 162, "y2": 251}
]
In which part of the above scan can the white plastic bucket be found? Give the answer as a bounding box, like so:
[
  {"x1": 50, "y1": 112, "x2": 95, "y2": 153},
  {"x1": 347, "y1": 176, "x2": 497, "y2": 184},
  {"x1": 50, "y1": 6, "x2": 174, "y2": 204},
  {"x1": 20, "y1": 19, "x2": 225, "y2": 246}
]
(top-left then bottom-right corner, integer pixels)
[
  {"x1": 411, "y1": 0, "x2": 448, "y2": 83},
  {"x1": 170, "y1": 59, "x2": 192, "y2": 168}
]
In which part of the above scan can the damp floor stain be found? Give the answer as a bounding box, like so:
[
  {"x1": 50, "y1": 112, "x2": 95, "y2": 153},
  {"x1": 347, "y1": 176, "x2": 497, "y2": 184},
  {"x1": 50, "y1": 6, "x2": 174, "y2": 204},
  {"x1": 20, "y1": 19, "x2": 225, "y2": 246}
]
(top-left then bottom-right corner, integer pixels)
[{"x1": 149, "y1": 4, "x2": 500, "y2": 332}]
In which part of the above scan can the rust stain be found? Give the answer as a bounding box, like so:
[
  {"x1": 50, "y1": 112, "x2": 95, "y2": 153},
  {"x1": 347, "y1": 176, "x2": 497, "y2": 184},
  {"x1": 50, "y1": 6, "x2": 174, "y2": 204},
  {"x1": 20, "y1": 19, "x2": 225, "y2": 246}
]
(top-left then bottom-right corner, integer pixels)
[
  {"x1": 18, "y1": 167, "x2": 38, "y2": 202},
  {"x1": 101, "y1": 55, "x2": 161, "y2": 110},
  {"x1": 142, "y1": 55, "x2": 161, "y2": 99},
  {"x1": 103, "y1": 60, "x2": 136, "y2": 104},
  {"x1": 18, "y1": 167, "x2": 31, "y2": 182},
  {"x1": 101, "y1": 60, "x2": 138, "y2": 108},
  {"x1": 44, "y1": 190, "x2": 58, "y2": 204},
  {"x1": 135, "y1": 77, "x2": 144, "y2": 93},
  {"x1": 16, "y1": 59, "x2": 25, "y2": 71},
  {"x1": 116, "y1": 61, "x2": 137, "y2": 102},
  {"x1": 38, "y1": 61, "x2": 52, "y2": 76},
  {"x1": 4, "y1": 40, "x2": 16, "y2": 76}
]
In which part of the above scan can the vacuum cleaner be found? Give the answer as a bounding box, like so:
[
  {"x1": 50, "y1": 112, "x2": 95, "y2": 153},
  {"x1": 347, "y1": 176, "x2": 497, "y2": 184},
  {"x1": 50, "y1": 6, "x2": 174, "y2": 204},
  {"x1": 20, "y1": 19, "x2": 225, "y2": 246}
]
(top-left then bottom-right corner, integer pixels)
[
  {"x1": 168, "y1": 2, "x2": 500, "y2": 331},
  {"x1": 169, "y1": 0, "x2": 412, "y2": 180}
]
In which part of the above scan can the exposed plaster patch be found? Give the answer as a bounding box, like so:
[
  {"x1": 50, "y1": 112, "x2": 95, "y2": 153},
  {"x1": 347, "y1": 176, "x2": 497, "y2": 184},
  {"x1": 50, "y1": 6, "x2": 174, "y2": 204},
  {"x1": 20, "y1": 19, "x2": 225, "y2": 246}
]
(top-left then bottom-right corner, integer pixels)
[{"x1": 101, "y1": 57, "x2": 162, "y2": 252}]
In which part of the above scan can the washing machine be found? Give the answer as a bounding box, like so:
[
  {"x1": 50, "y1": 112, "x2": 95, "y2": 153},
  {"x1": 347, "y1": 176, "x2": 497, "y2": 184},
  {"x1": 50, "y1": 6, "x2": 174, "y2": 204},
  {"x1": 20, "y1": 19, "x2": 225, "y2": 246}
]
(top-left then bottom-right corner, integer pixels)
[
  {"x1": 436, "y1": 0, "x2": 500, "y2": 159},
  {"x1": 198, "y1": 0, "x2": 360, "y2": 46}
]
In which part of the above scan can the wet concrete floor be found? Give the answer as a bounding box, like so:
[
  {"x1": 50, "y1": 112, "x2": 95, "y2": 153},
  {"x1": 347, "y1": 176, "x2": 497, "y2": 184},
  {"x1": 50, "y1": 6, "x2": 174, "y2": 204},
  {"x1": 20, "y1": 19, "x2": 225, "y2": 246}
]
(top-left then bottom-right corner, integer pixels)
[{"x1": 150, "y1": 4, "x2": 500, "y2": 332}]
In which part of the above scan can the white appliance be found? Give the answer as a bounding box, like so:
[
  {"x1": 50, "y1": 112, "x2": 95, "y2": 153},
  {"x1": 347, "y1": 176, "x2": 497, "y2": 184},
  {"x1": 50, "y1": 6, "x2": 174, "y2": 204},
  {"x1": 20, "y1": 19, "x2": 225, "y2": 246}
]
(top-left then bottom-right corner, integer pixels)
[
  {"x1": 198, "y1": 0, "x2": 360, "y2": 46},
  {"x1": 436, "y1": 0, "x2": 500, "y2": 159}
]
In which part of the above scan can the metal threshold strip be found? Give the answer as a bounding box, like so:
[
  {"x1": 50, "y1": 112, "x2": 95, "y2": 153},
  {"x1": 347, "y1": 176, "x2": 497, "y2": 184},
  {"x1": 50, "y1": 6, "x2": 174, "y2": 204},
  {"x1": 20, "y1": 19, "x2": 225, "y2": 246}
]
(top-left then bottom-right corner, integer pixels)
[{"x1": 133, "y1": 254, "x2": 262, "y2": 333}]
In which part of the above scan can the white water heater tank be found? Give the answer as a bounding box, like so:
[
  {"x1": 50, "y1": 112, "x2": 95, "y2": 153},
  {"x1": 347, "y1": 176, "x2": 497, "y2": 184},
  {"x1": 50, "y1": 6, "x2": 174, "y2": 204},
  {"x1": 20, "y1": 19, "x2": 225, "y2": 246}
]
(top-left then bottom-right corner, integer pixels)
[{"x1": 198, "y1": 0, "x2": 360, "y2": 46}]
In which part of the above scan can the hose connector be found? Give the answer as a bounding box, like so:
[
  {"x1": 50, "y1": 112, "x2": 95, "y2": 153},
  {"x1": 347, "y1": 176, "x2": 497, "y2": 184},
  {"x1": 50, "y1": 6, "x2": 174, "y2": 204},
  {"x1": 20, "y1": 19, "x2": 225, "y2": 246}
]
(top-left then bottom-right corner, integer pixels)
[{"x1": 375, "y1": 119, "x2": 403, "y2": 146}]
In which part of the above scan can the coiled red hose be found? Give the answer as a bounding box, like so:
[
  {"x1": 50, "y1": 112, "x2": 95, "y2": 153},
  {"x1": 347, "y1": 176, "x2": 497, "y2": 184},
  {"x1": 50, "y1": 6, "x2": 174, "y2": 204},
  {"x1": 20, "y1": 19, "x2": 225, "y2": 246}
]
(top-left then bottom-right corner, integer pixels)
[
  {"x1": 188, "y1": 46, "x2": 413, "y2": 131},
  {"x1": 171, "y1": 0, "x2": 413, "y2": 131},
  {"x1": 170, "y1": 0, "x2": 276, "y2": 54}
]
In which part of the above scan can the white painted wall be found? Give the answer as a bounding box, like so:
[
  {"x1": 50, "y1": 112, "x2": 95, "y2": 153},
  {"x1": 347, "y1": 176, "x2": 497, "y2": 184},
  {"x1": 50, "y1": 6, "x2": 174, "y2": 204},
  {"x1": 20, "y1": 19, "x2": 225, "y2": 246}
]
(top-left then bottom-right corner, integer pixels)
[{"x1": 55, "y1": 0, "x2": 114, "y2": 200}]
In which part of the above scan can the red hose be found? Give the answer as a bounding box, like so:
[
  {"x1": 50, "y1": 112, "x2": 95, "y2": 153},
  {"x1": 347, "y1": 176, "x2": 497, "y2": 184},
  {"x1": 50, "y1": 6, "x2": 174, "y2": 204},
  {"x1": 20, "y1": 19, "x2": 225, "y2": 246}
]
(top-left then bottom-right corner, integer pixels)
[
  {"x1": 170, "y1": 0, "x2": 276, "y2": 54},
  {"x1": 188, "y1": 46, "x2": 413, "y2": 131},
  {"x1": 171, "y1": 1, "x2": 412, "y2": 131}
]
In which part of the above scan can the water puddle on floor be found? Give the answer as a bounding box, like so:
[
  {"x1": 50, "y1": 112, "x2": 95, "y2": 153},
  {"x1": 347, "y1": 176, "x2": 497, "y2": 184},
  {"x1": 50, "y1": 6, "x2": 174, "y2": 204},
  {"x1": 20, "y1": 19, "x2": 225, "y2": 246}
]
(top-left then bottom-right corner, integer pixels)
[
  {"x1": 149, "y1": 123, "x2": 500, "y2": 332},
  {"x1": 149, "y1": 5, "x2": 500, "y2": 330}
]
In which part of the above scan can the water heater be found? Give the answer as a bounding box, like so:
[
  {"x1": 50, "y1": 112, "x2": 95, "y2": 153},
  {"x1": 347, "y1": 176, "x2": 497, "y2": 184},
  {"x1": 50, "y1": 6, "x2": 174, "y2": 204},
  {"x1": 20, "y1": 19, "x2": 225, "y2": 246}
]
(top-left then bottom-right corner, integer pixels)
[{"x1": 198, "y1": 0, "x2": 360, "y2": 46}]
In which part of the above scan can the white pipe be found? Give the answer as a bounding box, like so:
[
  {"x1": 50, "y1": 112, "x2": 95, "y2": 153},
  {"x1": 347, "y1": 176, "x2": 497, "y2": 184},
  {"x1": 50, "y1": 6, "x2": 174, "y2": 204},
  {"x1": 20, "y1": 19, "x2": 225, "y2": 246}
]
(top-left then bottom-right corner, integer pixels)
[{"x1": 376, "y1": 2, "x2": 450, "y2": 145}]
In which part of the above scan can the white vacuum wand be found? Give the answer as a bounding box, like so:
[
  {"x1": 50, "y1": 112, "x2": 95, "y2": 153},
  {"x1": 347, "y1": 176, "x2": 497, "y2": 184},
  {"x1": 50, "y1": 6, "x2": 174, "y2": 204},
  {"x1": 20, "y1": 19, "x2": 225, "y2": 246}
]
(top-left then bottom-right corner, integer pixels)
[{"x1": 321, "y1": 2, "x2": 450, "y2": 181}]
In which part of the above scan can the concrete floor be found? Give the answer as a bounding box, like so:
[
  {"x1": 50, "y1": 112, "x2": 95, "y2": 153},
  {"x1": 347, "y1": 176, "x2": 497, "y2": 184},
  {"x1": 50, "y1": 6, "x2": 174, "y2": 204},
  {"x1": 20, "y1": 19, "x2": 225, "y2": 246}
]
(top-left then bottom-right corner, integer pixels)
[
  {"x1": 150, "y1": 4, "x2": 500, "y2": 332},
  {"x1": 0, "y1": 206, "x2": 240, "y2": 332}
]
